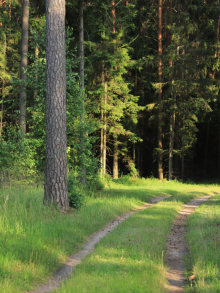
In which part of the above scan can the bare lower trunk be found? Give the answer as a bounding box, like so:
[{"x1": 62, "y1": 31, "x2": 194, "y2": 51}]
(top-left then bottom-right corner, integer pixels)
[
  {"x1": 204, "y1": 121, "x2": 209, "y2": 177},
  {"x1": 158, "y1": 0, "x2": 163, "y2": 180},
  {"x1": 19, "y1": 0, "x2": 29, "y2": 136},
  {"x1": 100, "y1": 111, "x2": 103, "y2": 174},
  {"x1": 218, "y1": 124, "x2": 220, "y2": 179},
  {"x1": 133, "y1": 142, "x2": 135, "y2": 163},
  {"x1": 168, "y1": 112, "x2": 174, "y2": 180},
  {"x1": 113, "y1": 137, "x2": 118, "y2": 179},
  {"x1": 79, "y1": 0, "x2": 86, "y2": 185},
  {"x1": 102, "y1": 69, "x2": 107, "y2": 175},
  {"x1": 44, "y1": 0, "x2": 69, "y2": 211},
  {"x1": 0, "y1": 82, "x2": 4, "y2": 136},
  {"x1": 181, "y1": 114, "x2": 185, "y2": 180}
]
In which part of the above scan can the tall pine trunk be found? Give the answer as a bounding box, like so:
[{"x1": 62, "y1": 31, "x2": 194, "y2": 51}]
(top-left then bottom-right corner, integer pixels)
[
  {"x1": 101, "y1": 65, "x2": 107, "y2": 175},
  {"x1": 113, "y1": 137, "x2": 118, "y2": 179},
  {"x1": 79, "y1": 0, "x2": 86, "y2": 185},
  {"x1": 44, "y1": 0, "x2": 69, "y2": 211},
  {"x1": 19, "y1": 0, "x2": 29, "y2": 136},
  {"x1": 158, "y1": 0, "x2": 163, "y2": 179},
  {"x1": 0, "y1": 82, "x2": 4, "y2": 136}
]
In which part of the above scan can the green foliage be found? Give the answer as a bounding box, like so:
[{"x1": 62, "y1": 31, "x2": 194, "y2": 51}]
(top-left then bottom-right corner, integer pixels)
[
  {"x1": 0, "y1": 126, "x2": 39, "y2": 186},
  {"x1": 68, "y1": 177, "x2": 84, "y2": 209},
  {"x1": 11, "y1": 19, "x2": 100, "y2": 180},
  {"x1": 86, "y1": 174, "x2": 105, "y2": 191}
]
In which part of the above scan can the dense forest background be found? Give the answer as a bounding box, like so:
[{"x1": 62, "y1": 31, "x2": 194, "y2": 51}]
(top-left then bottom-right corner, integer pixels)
[{"x1": 0, "y1": 0, "x2": 220, "y2": 183}]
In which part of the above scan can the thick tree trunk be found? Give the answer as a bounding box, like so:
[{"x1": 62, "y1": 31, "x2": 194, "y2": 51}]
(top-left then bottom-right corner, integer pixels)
[
  {"x1": 158, "y1": 0, "x2": 163, "y2": 180},
  {"x1": 19, "y1": 0, "x2": 29, "y2": 136},
  {"x1": 44, "y1": 0, "x2": 69, "y2": 211},
  {"x1": 79, "y1": 0, "x2": 86, "y2": 185},
  {"x1": 113, "y1": 137, "x2": 118, "y2": 179}
]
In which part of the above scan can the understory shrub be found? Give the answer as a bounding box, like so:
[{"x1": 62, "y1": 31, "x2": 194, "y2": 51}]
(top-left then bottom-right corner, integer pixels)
[{"x1": 68, "y1": 177, "x2": 84, "y2": 209}]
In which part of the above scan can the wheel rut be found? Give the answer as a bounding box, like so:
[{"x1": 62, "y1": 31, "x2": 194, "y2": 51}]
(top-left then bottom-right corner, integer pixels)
[
  {"x1": 32, "y1": 195, "x2": 169, "y2": 293},
  {"x1": 165, "y1": 194, "x2": 214, "y2": 293}
]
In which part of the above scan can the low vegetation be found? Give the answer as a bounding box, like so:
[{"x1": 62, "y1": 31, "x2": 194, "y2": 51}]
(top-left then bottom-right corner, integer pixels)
[
  {"x1": 185, "y1": 194, "x2": 220, "y2": 292},
  {"x1": 0, "y1": 178, "x2": 220, "y2": 292}
]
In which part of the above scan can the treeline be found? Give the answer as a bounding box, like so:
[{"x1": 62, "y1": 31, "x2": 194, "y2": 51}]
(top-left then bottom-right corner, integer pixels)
[{"x1": 0, "y1": 0, "x2": 220, "y2": 182}]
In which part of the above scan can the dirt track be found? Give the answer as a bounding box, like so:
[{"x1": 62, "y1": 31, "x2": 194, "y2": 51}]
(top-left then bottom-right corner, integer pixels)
[
  {"x1": 32, "y1": 195, "x2": 170, "y2": 293},
  {"x1": 165, "y1": 195, "x2": 213, "y2": 293}
]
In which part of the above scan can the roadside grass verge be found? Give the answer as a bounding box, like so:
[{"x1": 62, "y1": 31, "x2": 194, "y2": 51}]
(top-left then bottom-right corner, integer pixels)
[
  {"x1": 185, "y1": 194, "x2": 220, "y2": 292},
  {"x1": 53, "y1": 188, "x2": 220, "y2": 293},
  {"x1": 0, "y1": 179, "x2": 219, "y2": 292}
]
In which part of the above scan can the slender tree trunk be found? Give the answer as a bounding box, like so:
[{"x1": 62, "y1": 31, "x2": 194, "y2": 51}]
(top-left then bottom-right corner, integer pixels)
[
  {"x1": 101, "y1": 65, "x2": 107, "y2": 176},
  {"x1": 204, "y1": 120, "x2": 209, "y2": 177},
  {"x1": 133, "y1": 142, "x2": 135, "y2": 163},
  {"x1": 168, "y1": 110, "x2": 174, "y2": 180},
  {"x1": 113, "y1": 137, "x2": 118, "y2": 179},
  {"x1": 100, "y1": 110, "x2": 103, "y2": 175},
  {"x1": 79, "y1": 0, "x2": 86, "y2": 185},
  {"x1": 112, "y1": 1, "x2": 117, "y2": 70},
  {"x1": 181, "y1": 113, "x2": 185, "y2": 180},
  {"x1": 0, "y1": 82, "x2": 4, "y2": 136},
  {"x1": 158, "y1": 0, "x2": 163, "y2": 180},
  {"x1": 103, "y1": 81, "x2": 107, "y2": 175},
  {"x1": 218, "y1": 124, "x2": 220, "y2": 179},
  {"x1": 44, "y1": 0, "x2": 69, "y2": 211},
  {"x1": 213, "y1": 0, "x2": 220, "y2": 78},
  {"x1": 19, "y1": 0, "x2": 29, "y2": 136},
  {"x1": 0, "y1": 33, "x2": 6, "y2": 137}
]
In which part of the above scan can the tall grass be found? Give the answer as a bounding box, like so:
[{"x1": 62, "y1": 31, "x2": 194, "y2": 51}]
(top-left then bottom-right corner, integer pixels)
[
  {"x1": 0, "y1": 178, "x2": 220, "y2": 292},
  {"x1": 185, "y1": 194, "x2": 220, "y2": 292}
]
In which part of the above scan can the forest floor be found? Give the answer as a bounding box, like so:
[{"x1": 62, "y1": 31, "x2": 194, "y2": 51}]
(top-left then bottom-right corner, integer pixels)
[{"x1": 1, "y1": 178, "x2": 220, "y2": 292}]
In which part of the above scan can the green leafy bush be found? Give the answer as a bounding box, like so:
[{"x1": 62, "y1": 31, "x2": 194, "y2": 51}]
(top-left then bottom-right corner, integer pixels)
[
  {"x1": 68, "y1": 177, "x2": 84, "y2": 209},
  {"x1": 86, "y1": 175, "x2": 105, "y2": 191}
]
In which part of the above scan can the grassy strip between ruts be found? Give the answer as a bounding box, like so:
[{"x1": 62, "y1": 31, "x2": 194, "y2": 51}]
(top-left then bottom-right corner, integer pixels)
[
  {"x1": 52, "y1": 187, "x2": 220, "y2": 293},
  {"x1": 0, "y1": 179, "x2": 220, "y2": 292},
  {"x1": 185, "y1": 193, "x2": 220, "y2": 293}
]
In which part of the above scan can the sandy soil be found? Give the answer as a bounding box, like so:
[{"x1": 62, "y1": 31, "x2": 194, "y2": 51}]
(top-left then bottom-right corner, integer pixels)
[{"x1": 165, "y1": 195, "x2": 213, "y2": 293}]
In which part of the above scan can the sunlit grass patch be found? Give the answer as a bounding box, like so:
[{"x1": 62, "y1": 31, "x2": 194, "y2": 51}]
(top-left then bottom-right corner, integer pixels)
[
  {"x1": 0, "y1": 180, "x2": 220, "y2": 292},
  {"x1": 53, "y1": 196, "x2": 197, "y2": 293},
  {"x1": 185, "y1": 194, "x2": 220, "y2": 292}
]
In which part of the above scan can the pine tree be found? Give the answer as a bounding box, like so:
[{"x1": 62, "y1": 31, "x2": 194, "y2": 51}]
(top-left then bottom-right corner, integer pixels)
[{"x1": 44, "y1": 0, "x2": 69, "y2": 211}]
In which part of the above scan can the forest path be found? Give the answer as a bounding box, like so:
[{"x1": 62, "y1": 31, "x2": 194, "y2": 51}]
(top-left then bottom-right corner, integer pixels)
[
  {"x1": 165, "y1": 194, "x2": 214, "y2": 293},
  {"x1": 32, "y1": 195, "x2": 170, "y2": 293}
]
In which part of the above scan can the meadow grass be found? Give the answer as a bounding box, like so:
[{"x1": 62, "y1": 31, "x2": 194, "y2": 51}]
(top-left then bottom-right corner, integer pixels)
[
  {"x1": 52, "y1": 181, "x2": 220, "y2": 293},
  {"x1": 0, "y1": 178, "x2": 219, "y2": 292},
  {"x1": 185, "y1": 193, "x2": 220, "y2": 292}
]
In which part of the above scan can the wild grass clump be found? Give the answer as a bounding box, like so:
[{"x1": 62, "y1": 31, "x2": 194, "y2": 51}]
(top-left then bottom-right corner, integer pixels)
[
  {"x1": 0, "y1": 178, "x2": 220, "y2": 292},
  {"x1": 185, "y1": 194, "x2": 220, "y2": 292},
  {"x1": 0, "y1": 184, "x2": 144, "y2": 293}
]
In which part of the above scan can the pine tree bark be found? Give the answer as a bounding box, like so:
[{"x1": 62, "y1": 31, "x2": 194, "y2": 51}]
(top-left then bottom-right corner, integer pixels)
[
  {"x1": 0, "y1": 82, "x2": 4, "y2": 136},
  {"x1": 19, "y1": 0, "x2": 29, "y2": 136},
  {"x1": 79, "y1": 0, "x2": 86, "y2": 185},
  {"x1": 133, "y1": 142, "x2": 135, "y2": 163},
  {"x1": 101, "y1": 65, "x2": 107, "y2": 175},
  {"x1": 218, "y1": 124, "x2": 220, "y2": 179},
  {"x1": 44, "y1": 0, "x2": 69, "y2": 211},
  {"x1": 103, "y1": 81, "x2": 107, "y2": 175},
  {"x1": 113, "y1": 137, "x2": 118, "y2": 179},
  {"x1": 158, "y1": 0, "x2": 163, "y2": 179}
]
